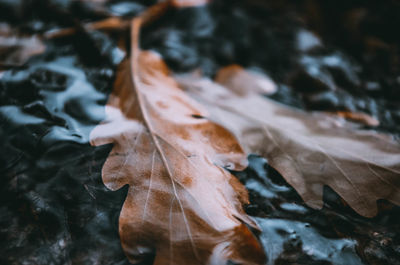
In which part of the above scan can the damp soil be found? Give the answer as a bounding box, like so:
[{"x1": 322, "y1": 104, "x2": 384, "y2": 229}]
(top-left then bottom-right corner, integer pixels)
[{"x1": 1, "y1": 1, "x2": 399, "y2": 265}]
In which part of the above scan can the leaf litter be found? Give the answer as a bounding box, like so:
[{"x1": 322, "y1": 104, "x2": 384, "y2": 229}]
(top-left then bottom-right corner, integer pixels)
[
  {"x1": 1, "y1": 1, "x2": 400, "y2": 265},
  {"x1": 176, "y1": 66, "x2": 400, "y2": 218}
]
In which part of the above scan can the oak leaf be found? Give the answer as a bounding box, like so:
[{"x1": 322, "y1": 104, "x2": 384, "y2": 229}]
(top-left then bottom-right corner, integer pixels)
[
  {"x1": 89, "y1": 17, "x2": 265, "y2": 265},
  {"x1": 176, "y1": 67, "x2": 400, "y2": 218}
]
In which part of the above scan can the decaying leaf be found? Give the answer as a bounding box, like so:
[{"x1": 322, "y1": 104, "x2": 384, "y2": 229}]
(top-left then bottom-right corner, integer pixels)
[
  {"x1": 176, "y1": 67, "x2": 400, "y2": 218},
  {"x1": 89, "y1": 14, "x2": 265, "y2": 265},
  {"x1": 214, "y1": 66, "x2": 378, "y2": 127},
  {"x1": 0, "y1": 26, "x2": 45, "y2": 66}
]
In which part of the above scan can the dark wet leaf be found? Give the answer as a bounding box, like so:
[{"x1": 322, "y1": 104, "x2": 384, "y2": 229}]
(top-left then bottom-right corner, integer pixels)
[
  {"x1": 1, "y1": 1, "x2": 400, "y2": 265},
  {"x1": 177, "y1": 67, "x2": 400, "y2": 218}
]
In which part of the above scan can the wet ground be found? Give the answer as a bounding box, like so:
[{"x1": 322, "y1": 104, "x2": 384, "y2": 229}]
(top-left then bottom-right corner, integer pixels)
[{"x1": 1, "y1": 1, "x2": 399, "y2": 264}]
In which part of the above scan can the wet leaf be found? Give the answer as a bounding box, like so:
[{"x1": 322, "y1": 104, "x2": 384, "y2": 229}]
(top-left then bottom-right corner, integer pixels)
[
  {"x1": 176, "y1": 67, "x2": 400, "y2": 218},
  {"x1": 89, "y1": 16, "x2": 265, "y2": 265}
]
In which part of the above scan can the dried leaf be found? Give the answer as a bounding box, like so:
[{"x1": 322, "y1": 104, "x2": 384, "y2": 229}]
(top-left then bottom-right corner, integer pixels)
[
  {"x1": 89, "y1": 16, "x2": 265, "y2": 265},
  {"x1": 176, "y1": 68, "x2": 400, "y2": 218},
  {"x1": 215, "y1": 66, "x2": 378, "y2": 127}
]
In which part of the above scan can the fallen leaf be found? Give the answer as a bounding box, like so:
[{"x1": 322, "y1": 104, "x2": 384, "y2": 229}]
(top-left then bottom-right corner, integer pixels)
[
  {"x1": 176, "y1": 67, "x2": 400, "y2": 218},
  {"x1": 89, "y1": 14, "x2": 265, "y2": 265}
]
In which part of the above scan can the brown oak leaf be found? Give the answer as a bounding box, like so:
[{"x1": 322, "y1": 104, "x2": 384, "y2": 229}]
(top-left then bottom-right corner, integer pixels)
[
  {"x1": 176, "y1": 67, "x2": 400, "y2": 218},
  {"x1": 89, "y1": 16, "x2": 265, "y2": 265}
]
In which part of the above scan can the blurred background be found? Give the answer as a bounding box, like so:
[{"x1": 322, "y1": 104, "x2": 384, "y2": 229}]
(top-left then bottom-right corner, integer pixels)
[{"x1": 1, "y1": 1, "x2": 399, "y2": 264}]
